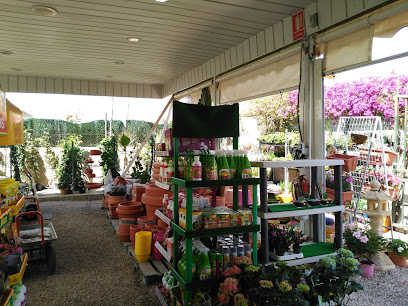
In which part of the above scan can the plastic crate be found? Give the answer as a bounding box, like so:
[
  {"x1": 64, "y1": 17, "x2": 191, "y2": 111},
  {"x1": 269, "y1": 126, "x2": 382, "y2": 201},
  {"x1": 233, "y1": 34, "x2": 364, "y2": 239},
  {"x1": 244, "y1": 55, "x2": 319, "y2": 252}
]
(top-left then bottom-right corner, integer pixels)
[
  {"x1": 0, "y1": 209, "x2": 11, "y2": 230},
  {"x1": 0, "y1": 288, "x2": 13, "y2": 306},
  {"x1": 8, "y1": 253, "x2": 28, "y2": 286}
]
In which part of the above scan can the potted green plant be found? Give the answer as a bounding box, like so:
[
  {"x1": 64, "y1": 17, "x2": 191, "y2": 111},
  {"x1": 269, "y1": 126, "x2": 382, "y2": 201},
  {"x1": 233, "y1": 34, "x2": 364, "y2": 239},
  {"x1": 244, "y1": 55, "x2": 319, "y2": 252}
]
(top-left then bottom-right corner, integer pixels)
[
  {"x1": 99, "y1": 136, "x2": 119, "y2": 180},
  {"x1": 56, "y1": 136, "x2": 86, "y2": 194},
  {"x1": 326, "y1": 172, "x2": 354, "y2": 205},
  {"x1": 387, "y1": 238, "x2": 408, "y2": 267},
  {"x1": 343, "y1": 223, "x2": 386, "y2": 276}
]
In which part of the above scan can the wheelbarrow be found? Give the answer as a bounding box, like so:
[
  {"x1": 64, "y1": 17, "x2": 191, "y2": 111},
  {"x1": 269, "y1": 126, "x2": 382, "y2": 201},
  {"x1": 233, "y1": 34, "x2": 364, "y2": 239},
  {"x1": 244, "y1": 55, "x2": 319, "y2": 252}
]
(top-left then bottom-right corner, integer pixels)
[{"x1": 15, "y1": 211, "x2": 58, "y2": 275}]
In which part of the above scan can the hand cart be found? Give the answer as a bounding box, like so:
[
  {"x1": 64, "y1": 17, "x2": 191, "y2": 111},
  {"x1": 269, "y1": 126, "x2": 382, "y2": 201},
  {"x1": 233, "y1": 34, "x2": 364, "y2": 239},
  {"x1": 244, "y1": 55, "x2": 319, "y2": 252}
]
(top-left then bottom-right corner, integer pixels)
[{"x1": 14, "y1": 211, "x2": 58, "y2": 275}]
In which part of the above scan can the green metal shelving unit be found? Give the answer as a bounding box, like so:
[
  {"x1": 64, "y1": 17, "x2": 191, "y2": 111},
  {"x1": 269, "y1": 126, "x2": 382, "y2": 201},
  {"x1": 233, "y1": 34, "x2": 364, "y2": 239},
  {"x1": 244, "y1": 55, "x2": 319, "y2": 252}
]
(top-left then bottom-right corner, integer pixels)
[{"x1": 170, "y1": 101, "x2": 260, "y2": 305}]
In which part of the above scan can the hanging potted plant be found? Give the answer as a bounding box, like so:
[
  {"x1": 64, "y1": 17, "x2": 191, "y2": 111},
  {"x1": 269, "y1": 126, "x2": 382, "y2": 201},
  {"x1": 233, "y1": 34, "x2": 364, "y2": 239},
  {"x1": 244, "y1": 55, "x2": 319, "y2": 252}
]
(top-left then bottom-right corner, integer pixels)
[
  {"x1": 343, "y1": 223, "x2": 386, "y2": 276},
  {"x1": 387, "y1": 238, "x2": 408, "y2": 267},
  {"x1": 325, "y1": 171, "x2": 354, "y2": 205}
]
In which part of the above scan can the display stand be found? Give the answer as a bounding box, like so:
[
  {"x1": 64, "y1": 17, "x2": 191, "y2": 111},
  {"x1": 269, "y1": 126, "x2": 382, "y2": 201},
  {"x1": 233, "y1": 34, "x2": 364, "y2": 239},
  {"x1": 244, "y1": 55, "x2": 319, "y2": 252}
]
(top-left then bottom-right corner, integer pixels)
[
  {"x1": 170, "y1": 101, "x2": 260, "y2": 305},
  {"x1": 251, "y1": 159, "x2": 344, "y2": 265}
]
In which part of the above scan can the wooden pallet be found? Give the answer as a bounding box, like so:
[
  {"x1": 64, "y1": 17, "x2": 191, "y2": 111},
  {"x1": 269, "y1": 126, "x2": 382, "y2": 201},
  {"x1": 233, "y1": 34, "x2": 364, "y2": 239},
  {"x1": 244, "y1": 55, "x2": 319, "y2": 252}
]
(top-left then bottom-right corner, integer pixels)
[
  {"x1": 106, "y1": 212, "x2": 170, "y2": 286},
  {"x1": 155, "y1": 286, "x2": 170, "y2": 306}
]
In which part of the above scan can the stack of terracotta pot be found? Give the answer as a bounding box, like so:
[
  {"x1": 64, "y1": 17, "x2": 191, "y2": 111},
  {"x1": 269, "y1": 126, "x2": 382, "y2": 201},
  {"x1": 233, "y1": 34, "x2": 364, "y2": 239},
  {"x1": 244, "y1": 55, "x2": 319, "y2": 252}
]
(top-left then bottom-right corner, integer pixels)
[
  {"x1": 152, "y1": 162, "x2": 160, "y2": 182},
  {"x1": 108, "y1": 195, "x2": 127, "y2": 219},
  {"x1": 116, "y1": 218, "x2": 137, "y2": 242},
  {"x1": 102, "y1": 195, "x2": 109, "y2": 209},
  {"x1": 141, "y1": 183, "x2": 173, "y2": 219},
  {"x1": 132, "y1": 185, "x2": 146, "y2": 202},
  {"x1": 116, "y1": 201, "x2": 144, "y2": 219}
]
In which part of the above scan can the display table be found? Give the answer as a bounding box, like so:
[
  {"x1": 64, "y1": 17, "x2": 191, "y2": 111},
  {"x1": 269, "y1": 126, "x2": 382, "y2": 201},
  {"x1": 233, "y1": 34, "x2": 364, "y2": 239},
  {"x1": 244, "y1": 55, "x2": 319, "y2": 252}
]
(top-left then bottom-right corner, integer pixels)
[{"x1": 251, "y1": 159, "x2": 344, "y2": 265}]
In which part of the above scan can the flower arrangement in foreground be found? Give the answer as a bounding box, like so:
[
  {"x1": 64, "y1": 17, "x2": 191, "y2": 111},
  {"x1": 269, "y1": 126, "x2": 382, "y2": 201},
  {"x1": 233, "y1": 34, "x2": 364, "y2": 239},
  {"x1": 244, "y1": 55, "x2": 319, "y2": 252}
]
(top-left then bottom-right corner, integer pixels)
[
  {"x1": 343, "y1": 222, "x2": 386, "y2": 264},
  {"x1": 215, "y1": 249, "x2": 362, "y2": 305}
]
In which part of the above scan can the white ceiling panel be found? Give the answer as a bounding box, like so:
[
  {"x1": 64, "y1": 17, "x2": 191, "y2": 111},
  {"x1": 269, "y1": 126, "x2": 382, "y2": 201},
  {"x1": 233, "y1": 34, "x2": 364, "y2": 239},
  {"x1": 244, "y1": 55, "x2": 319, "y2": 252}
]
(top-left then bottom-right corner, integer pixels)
[{"x1": 0, "y1": 0, "x2": 316, "y2": 87}]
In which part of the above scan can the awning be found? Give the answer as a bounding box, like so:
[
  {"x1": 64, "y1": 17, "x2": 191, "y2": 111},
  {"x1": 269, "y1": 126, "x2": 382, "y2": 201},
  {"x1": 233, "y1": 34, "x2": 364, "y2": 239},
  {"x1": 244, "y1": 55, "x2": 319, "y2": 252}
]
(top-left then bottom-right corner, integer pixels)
[{"x1": 0, "y1": 99, "x2": 24, "y2": 145}]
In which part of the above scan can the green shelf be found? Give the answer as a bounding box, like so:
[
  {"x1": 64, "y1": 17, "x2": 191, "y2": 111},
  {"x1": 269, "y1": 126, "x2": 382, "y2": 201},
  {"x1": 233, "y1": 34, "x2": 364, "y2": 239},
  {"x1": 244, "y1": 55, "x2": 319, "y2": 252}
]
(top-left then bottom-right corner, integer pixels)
[
  {"x1": 267, "y1": 203, "x2": 337, "y2": 212},
  {"x1": 171, "y1": 222, "x2": 260, "y2": 238},
  {"x1": 171, "y1": 268, "x2": 219, "y2": 290},
  {"x1": 171, "y1": 177, "x2": 260, "y2": 188}
]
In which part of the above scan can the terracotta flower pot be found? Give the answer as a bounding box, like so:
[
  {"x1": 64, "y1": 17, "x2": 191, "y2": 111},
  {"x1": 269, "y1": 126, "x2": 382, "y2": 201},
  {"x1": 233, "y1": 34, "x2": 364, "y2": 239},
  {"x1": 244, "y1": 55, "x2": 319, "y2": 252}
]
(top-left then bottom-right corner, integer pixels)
[
  {"x1": 108, "y1": 196, "x2": 127, "y2": 205},
  {"x1": 117, "y1": 223, "x2": 132, "y2": 234},
  {"x1": 137, "y1": 216, "x2": 157, "y2": 225},
  {"x1": 326, "y1": 188, "x2": 354, "y2": 206},
  {"x1": 60, "y1": 188, "x2": 69, "y2": 195},
  {"x1": 87, "y1": 173, "x2": 96, "y2": 178},
  {"x1": 157, "y1": 219, "x2": 168, "y2": 228},
  {"x1": 116, "y1": 231, "x2": 130, "y2": 242},
  {"x1": 388, "y1": 252, "x2": 408, "y2": 267},
  {"x1": 326, "y1": 153, "x2": 358, "y2": 172},
  {"x1": 117, "y1": 201, "x2": 143, "y2": 210},
  {"x1": 90, "y1": 149, "x2": 102, "y2": 155}
]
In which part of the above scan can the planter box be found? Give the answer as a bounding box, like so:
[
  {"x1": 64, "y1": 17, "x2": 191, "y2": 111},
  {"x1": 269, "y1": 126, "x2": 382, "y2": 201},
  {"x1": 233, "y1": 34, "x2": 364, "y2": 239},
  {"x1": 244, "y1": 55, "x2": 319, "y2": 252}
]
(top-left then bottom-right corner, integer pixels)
[
  {"x1": 359, "y1": 149, "x2": 398, "y2": 166},
  {"x1": 326, "y1": 188, "x2": 354, "y2": 206},
  {"x1": 326, "y1": 154, "x2": 358, "y2": 172}
]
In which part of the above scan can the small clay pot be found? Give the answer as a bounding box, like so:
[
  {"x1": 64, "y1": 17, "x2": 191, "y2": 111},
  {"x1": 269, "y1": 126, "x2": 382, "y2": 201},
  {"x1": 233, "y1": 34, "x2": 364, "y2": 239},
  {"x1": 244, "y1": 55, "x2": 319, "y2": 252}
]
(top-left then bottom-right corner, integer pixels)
[
  {"x1": 137, "y1": 216, "x2": 157, "y2": 225},
  {"x1": 117, "y1": 201, "x2": 143, "y2": 210},
  {"x1": 157, "y1": 226, "x2": 167, "y2": 234},
  {"x1": 90, "y1": 149, "x2": 102, "y2": 155},
  {"x1": 157, "y1": 219, "x2": 168, "y2": 228}
]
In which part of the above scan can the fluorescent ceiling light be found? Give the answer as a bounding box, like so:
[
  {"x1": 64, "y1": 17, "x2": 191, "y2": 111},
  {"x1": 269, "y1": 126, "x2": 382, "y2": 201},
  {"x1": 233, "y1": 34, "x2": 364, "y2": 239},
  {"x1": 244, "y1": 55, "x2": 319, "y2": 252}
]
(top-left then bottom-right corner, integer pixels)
[
  {"x1": 32, "y1": 5, "x2": 58, "y2": 16},
  {"x1": 155, "y1": 0, "x2": 170, "y2": 2},
  {"x1": 127, "y1": 37, "x2": 141, "y2": 43}
]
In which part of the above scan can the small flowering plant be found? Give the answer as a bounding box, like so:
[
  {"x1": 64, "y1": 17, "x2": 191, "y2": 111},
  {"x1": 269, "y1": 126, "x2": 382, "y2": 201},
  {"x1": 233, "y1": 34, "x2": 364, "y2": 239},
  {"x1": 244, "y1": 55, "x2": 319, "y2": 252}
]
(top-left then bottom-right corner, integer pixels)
[
  {"x1": 387, "y1": 173, "x2": 402, "y2": 188},
  {"x1": 343, "y1": 223, "x2": 386, "y2": 264},
  {"x1": 387, "y1": 238, "x2": 408, "y2": 259},
  {"x1": 326, "y1": 171, "x2": 353, "y2": 192},
  {"x1": 310, "y1": 249, "x2": 363, "y2": 305}
]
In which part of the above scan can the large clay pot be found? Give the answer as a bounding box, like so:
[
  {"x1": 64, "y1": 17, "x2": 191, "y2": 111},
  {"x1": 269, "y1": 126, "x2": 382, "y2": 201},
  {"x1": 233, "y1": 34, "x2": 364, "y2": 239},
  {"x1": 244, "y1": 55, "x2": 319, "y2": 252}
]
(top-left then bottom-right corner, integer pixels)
[
  {"x1": 108, "y1": 196, "x2": 127, "y2": 205},
  {"x1": 360, "y1": 263, "x2": 375, "y2": 277},
  {"x1": 388, "y1": 252, "x2": 408, "y2": 267},
  {"x1": 132, "y1": 186, "x2": 146, "y2": 202},
  {"x1": 109, "y1": 203, "x2": 120, "y2": 219}
]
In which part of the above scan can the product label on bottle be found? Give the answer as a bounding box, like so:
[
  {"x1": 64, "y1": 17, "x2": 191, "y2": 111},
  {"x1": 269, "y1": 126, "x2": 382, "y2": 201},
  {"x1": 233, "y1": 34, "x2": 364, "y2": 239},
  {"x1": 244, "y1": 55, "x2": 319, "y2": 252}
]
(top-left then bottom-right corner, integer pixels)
[
  {"x1": 167, "y1": 169, "x2": 174, "y2": 180},
  {"x1": 191, "y1": 165, "x2": 202, "y2": 180},
  {"x1": 219, "y1": 169, "x2": 230, "y2": 180},
  {"x1": 229, "y1": 168, "x2": 236, "y2": 179},
  {"x1": 231, "y1": 254, "x2": 238, "y2": 264},
  {"x1": 223, "y1": 255, "x2": 230, "y2": 270},
  {"x1": 212, "y1": 261, "x2": 217, "y2": 278},
  {"x1": 199, "y1": 269, "x2": 212, "y2": 280},
  {"x1": 207, "y1": 168, "x2": 217, "y2": 180},
  {"x1": 241, "y1": 168, "x2": 252, "y2": 179}
]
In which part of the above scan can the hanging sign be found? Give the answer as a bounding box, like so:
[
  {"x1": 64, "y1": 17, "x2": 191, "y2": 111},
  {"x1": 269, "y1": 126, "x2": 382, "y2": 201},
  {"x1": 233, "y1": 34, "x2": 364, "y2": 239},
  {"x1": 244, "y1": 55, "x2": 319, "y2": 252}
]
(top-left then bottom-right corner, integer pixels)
[
  {"x1": 0, "y1": 88, "x2": 7, "y2": 136},
  {"x1": 0, "y1": 100, "x2": 24, "y2": 145},
  {"x1": 292, "y1": 11, "x2": 305, "y2": 41}
]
